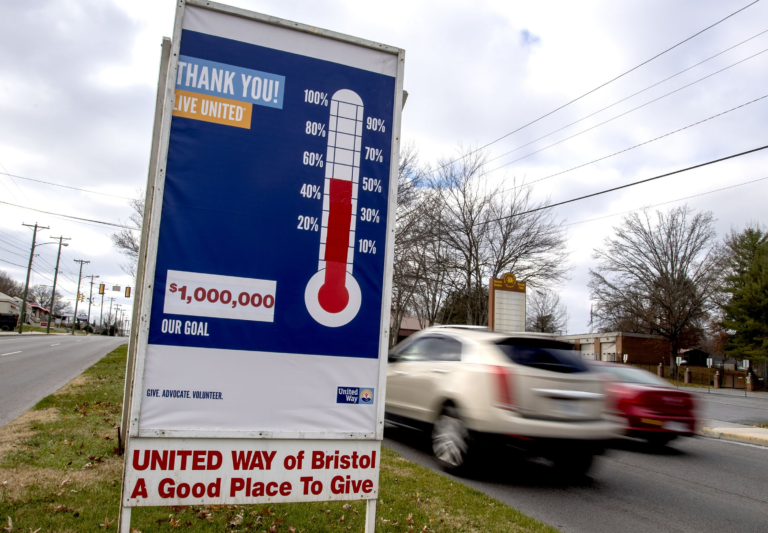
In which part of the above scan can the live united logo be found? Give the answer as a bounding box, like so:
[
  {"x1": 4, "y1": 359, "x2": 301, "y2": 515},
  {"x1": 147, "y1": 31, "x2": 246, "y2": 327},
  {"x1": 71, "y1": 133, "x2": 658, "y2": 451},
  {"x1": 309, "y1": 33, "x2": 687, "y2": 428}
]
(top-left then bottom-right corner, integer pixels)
[{"x1": 336, "y1": 387, "x2": 375, "y2": 405}]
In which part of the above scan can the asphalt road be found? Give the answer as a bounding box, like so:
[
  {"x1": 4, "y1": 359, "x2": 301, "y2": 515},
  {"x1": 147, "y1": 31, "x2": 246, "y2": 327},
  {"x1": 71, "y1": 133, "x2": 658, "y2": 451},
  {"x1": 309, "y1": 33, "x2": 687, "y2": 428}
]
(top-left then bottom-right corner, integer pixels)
[
  {"x1": 0, "y1": 334, "x2": 127, "y2": 427},
  {"x1": 384, "y1": 393, "x2": 768, "y2": 533}
]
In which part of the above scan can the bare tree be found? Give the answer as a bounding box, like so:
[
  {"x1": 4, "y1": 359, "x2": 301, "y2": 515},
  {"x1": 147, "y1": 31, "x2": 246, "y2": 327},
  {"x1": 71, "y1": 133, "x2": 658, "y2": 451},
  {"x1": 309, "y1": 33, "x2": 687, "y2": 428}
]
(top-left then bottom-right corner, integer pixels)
[
  {"x1": 28, "y1": 284, "x2": 72, "y2": 315},
  {"x1": 589, "y1": 206, "x2": 723, "y2": 372},
  {"x1": 0, "y1": 270, "x2": 23, "y2": 298},
  {"x1": 427, "y1": 146, "x2": 570, "y2": 325},
  {"x1": 110, "y1": 192, "x2": 144, "y2": 277},
  {"x1": 526, "y1": 289, "x2": 568, "y2": 333}
]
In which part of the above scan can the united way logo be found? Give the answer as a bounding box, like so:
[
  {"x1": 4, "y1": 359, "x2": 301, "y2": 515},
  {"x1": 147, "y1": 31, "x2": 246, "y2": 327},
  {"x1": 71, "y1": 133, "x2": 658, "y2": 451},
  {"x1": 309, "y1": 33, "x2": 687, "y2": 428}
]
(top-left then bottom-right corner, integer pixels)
[{"x1": 336, "y1": 387, "x2": 374, "y2": 405}]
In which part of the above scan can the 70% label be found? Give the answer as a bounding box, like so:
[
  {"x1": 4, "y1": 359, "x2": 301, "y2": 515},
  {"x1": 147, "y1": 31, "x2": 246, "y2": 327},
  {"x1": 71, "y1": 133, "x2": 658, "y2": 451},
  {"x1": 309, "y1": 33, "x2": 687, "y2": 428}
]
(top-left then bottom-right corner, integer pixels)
[{"x1": 168, "y1": 283, "x2": 274, "y2": 309}]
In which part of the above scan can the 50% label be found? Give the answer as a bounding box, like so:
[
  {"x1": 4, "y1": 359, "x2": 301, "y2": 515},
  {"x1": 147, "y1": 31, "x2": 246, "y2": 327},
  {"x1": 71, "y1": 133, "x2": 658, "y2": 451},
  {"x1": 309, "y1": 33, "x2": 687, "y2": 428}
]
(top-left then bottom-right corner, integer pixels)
[{"x1": 168, "y1": 283, "x2": 275, "y2": 309}]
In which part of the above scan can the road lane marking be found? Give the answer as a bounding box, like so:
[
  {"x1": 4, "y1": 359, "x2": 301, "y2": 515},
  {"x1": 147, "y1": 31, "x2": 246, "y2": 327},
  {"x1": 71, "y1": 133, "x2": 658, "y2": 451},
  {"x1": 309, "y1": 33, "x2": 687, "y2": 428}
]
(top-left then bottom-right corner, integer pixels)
[
  {"x1": 1, "y1": 351, "x2": 22, "y2": 356},
  {"x1": 51, "y1": 343, "x2": 61, "y2": 346}
]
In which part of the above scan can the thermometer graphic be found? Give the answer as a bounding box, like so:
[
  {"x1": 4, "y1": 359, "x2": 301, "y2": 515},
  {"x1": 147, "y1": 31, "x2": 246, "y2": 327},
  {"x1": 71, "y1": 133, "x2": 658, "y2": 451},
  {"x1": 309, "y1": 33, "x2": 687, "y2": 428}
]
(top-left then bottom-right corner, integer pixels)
[{"x1": 305, "y1": 89, "x2": 364, "y2": 327}]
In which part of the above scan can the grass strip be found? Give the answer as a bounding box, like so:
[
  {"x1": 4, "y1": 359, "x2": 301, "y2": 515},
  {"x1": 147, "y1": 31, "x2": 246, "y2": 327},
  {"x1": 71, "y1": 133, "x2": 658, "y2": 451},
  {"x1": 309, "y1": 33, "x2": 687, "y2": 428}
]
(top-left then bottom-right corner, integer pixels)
[{"x1": 0, "y1": 344, "x2": 556, "y2": 532}]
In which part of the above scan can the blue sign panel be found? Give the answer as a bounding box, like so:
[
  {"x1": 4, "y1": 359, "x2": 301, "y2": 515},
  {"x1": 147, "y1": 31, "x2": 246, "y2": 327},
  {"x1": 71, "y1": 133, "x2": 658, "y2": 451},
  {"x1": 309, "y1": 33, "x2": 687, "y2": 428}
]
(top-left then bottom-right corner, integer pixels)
[{"x1": 149, "y1": 29, "x2": 395, "y2": 360}]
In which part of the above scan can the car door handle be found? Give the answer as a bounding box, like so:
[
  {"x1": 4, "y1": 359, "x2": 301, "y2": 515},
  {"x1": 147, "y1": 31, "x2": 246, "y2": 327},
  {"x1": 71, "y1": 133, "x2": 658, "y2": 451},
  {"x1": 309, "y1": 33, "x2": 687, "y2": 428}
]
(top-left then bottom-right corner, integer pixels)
[
  {"x1": 431, "y1": 368, "x2": 450, "y2": 374},
  {"x1": 395, "y1": 371, "x2": 410, "y2": 375}
]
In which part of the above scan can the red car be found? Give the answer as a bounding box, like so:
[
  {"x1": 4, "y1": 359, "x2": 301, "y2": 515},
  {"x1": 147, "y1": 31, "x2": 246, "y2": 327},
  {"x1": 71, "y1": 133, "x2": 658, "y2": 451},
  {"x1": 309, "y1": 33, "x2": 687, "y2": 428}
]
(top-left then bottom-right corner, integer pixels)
[{"x1": 592, "y1": 363, "x2": 697, "y2": 445}]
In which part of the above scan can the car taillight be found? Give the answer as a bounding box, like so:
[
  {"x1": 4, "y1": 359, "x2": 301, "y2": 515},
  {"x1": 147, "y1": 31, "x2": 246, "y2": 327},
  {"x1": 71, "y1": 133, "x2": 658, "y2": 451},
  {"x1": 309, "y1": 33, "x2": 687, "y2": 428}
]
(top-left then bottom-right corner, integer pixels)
[{"x1": 490, "y1": 366, "x2": 517, "y2": 411}]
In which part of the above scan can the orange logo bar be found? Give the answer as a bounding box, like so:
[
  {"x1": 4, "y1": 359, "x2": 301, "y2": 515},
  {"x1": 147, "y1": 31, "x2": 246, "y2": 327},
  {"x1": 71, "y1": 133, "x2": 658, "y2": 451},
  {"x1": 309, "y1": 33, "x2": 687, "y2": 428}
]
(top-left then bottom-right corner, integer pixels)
[{"x1": 172, "y1": 89, "x2": 253, "y2": 129}]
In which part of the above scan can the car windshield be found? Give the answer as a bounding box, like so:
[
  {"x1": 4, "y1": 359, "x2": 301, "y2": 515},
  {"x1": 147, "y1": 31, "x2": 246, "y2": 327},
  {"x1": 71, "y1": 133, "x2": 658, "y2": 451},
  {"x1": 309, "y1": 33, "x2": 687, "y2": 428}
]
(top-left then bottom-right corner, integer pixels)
[
  {"x1": 596, "y1": 365, "x2": 670, "y2": 386},
  {"x1": 495, "y1": 338, "x2": 589, "y2": 374}
]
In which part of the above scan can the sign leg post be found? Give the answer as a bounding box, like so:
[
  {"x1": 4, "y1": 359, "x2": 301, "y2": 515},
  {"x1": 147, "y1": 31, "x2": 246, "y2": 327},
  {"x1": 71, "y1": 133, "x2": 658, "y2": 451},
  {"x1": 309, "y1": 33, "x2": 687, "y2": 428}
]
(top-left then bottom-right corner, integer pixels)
[
  {"x1": 119, "y1": 506, "x2": 131, "y2": 533},
  {"x1": 365, "y1": 498, "x2": 377, "y2": 533}
]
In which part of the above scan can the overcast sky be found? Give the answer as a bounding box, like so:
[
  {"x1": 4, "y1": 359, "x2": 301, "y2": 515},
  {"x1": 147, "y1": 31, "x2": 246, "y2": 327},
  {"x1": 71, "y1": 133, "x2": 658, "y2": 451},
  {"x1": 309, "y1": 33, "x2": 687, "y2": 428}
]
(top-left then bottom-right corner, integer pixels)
[{"x1": 1, "y1": 0, "x2": 766, "y2": 331}]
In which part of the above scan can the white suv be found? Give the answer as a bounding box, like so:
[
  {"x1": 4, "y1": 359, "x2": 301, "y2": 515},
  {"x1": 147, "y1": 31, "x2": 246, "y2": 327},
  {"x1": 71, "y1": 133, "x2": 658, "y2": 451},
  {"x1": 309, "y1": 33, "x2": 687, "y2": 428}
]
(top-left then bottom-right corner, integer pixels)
[{"x1": 385, "y1": 327, "x2": 622, "y2": 474}]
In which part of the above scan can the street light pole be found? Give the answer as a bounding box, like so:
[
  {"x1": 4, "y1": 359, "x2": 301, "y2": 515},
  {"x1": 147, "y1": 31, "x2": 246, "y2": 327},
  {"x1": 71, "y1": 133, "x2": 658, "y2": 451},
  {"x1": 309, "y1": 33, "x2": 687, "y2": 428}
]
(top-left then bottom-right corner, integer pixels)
[
  {"x1": 46, "y1": 236, "x2": 70, "y2": 334},
  {"x1": 72, "y1": 260, "x2": 89, "y2": 335},
  {"x1": 18, "y1": 223, "x2": 50, "y2": 334}
]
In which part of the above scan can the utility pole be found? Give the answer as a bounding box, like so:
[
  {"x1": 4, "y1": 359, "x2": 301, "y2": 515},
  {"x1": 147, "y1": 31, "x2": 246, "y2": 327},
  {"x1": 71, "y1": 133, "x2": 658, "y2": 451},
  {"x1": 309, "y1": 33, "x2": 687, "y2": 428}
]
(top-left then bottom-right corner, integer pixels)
[
  {"x1": 18, "y1": 223, "x2": 50, "y2": 334},
  {"x1": 72, "y1": 260, "x2": 89, "y2": 335},
  {"x1": 107, "y1": 297, "x2": 116, "y2": 335},
  {"x1": 115, "y1": 305, "x2": 122, "y2": 336},
  {"x1": 46, "y1": 236, "x2": 70, "y2": 334},
  {"x1": 85, "y1": 275, "x2": 99, "y2": 335},
  {"x1": 99, "y1": 287, "x2": 105, "y2": 329}
]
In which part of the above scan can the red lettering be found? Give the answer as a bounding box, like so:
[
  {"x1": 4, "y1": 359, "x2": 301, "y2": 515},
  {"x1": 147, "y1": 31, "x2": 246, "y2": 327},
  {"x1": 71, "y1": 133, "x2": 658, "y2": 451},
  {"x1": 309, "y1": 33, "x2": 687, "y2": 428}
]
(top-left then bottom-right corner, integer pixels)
[
  {"x1": 360, "y1": 454, "x2": 370, "y2": 469},
  {"x1": 371, "y1": 450, "x2": 376, "y2": 468},
  {"x1": 246, "y1": 477, "x2": 251, "y2": 497},
  {"x1": 232, "y1": 451, "x2": 252, "y2": 470},
  {"x1": 351, "y1": 479, "x2": 363, "y2": 493},
  {"x1": 325, "y1": 454, "x2": 333, "y2": 469},
  {"x1": 279, "y1": 481, "x2": 292, "y2": 496},
  {"x1": 150, "y1": 450, "x2": 168, "y2": 470},
  {"x1": 230, "y1": 478, "x2": 245, "y2": 497},
  {"x1": 330, "y1": 475, "x2": 344, "y2": 494},
  {"x1": 207, "y1": 450, "x2": 222, "y2": 470},
  {"x1": 340, "y1": 455, "x2": 350, "y2": 469},
  {"x1": 351, "y1": 451, "x2": 359, "y2": 468},
  {"x1": 132, "y1": 449, "x2": 150, "y2": 471},
  {"x1": 263, "y1": 450, "x2": 276, "y2": 470},
  {"x1": 208, "y1": 478, "x2": 221, "y2": 497},
  {"x1": 130, "y1": 478, "x2": 148, "y2": 499},
  {"x1": 158, "y1": 478, "x2": 175, "y2": 498},
  {"x1": 192, "y1": 483, "x2": 205, "y2": 497},
  {"x1": 248, "y1": 451, "x2": 264, "y2": 470},
  {"x1": 300, "y1": 476, "x2": 313, "y2": 495},
  {"x1": 312, "y1": 451, "x2": 324, "y2": 469},
  {"x1": 178, "y1": 450, "x2": 192, "y2": 469},
  {"x1": 362, "y1": 479, "x2": 373, "y2": 494},
  {"x1": 297, "y1": 450, "x2": 305, "y2": 470},
  {"x1": 168, "y1": 450, "x2": 176, "y2": 469},
  {"x1": 252, "y1": 482, "x2": 265, "y2": 497},
  {"x1": 192, "y1": 450, "x2": 206, "y2": 470},
  {"x1": 177, "y1": 482, "x2": 190, "y2": 498},
  {"x1": 266, "y1": 482, "x2": 278, "y2": 497}
]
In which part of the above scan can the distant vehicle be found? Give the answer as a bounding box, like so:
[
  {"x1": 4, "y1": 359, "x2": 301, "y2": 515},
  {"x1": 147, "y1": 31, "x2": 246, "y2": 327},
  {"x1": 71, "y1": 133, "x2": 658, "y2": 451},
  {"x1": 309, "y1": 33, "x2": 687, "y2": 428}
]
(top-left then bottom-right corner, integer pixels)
[
  {"x1": 590, "y1": 362, "x2": 697, "y2": 445},
  {"x1": 385, "y1": 327, "x2": 622, "y2": 475}
]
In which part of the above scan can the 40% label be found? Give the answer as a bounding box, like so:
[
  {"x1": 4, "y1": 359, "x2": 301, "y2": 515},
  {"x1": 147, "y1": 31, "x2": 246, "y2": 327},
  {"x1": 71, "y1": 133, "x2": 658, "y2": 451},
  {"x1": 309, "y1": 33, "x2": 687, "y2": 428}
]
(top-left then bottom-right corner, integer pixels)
[{"x1": 168, "y1": 283, "x2": 274, "y2": 309}]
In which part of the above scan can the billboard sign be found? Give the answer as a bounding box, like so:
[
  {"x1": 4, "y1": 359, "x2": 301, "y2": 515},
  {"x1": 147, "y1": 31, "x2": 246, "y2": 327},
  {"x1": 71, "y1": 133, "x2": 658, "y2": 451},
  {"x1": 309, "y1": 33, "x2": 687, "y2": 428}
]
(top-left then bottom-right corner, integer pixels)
[
  {"x1": 488, "y1": 272, "x2": 527, "y2": 333},
  {"x1": 120, "y1": 1, "x2": 403, "y2": 530}
]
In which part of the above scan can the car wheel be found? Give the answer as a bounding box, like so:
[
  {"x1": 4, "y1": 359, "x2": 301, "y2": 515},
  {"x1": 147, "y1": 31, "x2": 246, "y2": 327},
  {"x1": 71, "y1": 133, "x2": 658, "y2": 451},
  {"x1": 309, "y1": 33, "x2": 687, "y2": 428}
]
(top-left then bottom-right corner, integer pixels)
[
  {"x1": 432, "y1": 406, "x2": 471, "y2": 473},
  {"x1": 646, "y1": 433, "x2": 676, "y2": 447}
]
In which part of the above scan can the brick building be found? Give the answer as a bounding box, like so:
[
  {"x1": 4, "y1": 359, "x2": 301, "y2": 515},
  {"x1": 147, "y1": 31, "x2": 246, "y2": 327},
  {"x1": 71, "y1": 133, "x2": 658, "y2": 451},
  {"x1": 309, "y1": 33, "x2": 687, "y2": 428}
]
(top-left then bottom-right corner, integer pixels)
[{"x1": 556, "y1": 331, "x2": 671, "y2": 365}]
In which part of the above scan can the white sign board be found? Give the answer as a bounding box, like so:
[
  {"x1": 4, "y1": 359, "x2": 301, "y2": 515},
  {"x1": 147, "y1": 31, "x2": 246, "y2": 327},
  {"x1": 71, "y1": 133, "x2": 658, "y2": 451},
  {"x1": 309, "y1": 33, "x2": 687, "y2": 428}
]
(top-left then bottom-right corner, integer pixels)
[
  {"x1": 120, "y1": 1, "x2": 403, "y2": 531},
  {"x1": 488, "y1": 273, "x2": 527, "y2": 333}
]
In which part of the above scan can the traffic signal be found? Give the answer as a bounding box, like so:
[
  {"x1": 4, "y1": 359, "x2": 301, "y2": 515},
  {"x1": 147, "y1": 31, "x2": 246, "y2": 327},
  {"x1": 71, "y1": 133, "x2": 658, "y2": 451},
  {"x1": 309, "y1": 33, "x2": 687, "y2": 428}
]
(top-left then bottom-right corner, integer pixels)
[
  {"x1": 99, "y1": 283, "x2": 105, "y2": 295},
  {"x1": 125, "y1": 287, "x2": 131, "y2": 298},
  {"x1": 77, "y1": 293, "x2": 85, "y2": 302}
]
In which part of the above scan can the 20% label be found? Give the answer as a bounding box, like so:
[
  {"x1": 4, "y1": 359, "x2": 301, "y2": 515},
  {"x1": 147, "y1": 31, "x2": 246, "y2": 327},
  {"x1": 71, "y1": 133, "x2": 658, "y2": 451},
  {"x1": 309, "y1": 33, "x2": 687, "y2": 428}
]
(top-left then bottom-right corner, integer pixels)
[{"x1": 168, "y1": 283, "x2": 274, "y2": 309}]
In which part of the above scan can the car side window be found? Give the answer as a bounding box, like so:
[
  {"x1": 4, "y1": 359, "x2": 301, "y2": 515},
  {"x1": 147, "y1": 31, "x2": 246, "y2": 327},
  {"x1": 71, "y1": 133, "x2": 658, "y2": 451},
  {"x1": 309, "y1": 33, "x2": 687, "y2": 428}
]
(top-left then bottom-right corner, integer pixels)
[{"x1": 395, "y1": 336, "x2": 462, "y2": 362}]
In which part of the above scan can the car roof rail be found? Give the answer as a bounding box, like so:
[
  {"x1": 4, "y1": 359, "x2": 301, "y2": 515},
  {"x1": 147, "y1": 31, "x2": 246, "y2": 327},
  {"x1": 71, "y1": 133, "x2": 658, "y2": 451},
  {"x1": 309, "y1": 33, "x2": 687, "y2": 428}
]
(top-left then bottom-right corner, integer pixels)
[{"x1": 432, "y1": 325, "x2": 489, "y2": 331}]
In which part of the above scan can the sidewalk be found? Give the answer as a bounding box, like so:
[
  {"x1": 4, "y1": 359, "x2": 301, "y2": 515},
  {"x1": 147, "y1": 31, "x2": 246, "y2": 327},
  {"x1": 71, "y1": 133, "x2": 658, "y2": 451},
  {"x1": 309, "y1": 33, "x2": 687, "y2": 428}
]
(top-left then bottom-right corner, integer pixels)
[
  {"x1": 698, "y1": 418, "x2": 768, "y2": 447},
  {"x1": 681, "y1": 386, "x2": 768, "y2": 401}
]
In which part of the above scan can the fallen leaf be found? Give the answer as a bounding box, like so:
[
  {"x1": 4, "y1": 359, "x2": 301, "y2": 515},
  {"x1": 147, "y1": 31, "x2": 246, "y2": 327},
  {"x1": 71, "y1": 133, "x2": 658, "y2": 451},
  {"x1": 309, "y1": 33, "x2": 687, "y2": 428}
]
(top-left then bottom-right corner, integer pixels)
[
  {"x1": 60, "y1": 479, "x2": 71, "y2": 486},
  {"x1": 130, "y1": 529, "x2": 143, "y2": 533},
  {"x1": 381, "y1": 518, "x2": 389, "y2": 524},
  {"x1": 229, "y1": 514, "x2": 243, "y2": 526},
  {"x1": 406, "y1": 514, "x2": 414, "y2": 525},
  {"x1": 288, "y1": 527, "x2": 297, "y2": 533},
  {"x1": 53, "y1": 505, "x2": 68, "y2": 513},
  {"x1": 391, "y1": 520, "x2": 399, "y2": 526},
  {"x1": 339, "y1": 515, "x2": 345, "y2": 523},
  {"x1": 29, "y1": 529, "x2": 41, "y2": 533},
  {"x1": 342, "y1": 504, "x2": 351, "y2": 511},
  {"x1": 1, "y1": 516, "x2": 11, "y2": 533},
  {"x1": 99, "y1": 517, "x2": 114, "y2": 529},
  {"x1": 268, "y1": 525, "x2": 278, "y2": 533},
  {"x1": 168, "y1": 514, "x2": 181, "y2": 528}
]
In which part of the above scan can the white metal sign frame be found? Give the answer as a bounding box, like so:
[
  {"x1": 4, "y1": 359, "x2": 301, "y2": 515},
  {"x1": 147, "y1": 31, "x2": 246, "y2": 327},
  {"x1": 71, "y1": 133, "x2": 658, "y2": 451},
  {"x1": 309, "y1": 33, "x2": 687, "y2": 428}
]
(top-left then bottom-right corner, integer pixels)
[{"x1": 119, "y1": 1, "x2": 404, "y2": 530}]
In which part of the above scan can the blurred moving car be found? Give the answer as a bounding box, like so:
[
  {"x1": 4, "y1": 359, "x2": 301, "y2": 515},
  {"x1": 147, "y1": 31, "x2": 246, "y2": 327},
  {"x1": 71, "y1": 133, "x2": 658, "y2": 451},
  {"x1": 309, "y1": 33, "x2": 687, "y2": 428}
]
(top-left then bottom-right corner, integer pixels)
[
  {"x1": 385, "y1": 327, "x2": 622, "y2": 475},
  {"x1": 590, "y1": 362, "x2": 697, "y2": 445}
]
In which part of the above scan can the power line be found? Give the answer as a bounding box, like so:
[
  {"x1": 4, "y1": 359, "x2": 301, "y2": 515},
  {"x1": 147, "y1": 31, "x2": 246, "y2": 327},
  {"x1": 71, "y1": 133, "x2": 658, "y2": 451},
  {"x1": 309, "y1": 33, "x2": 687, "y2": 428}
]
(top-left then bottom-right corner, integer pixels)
[
  {"x1": 480, "y1": 143, "x2": 768, "y2": 226},
  {"x1": 563, "y1": 175, "x2": 768, "y2": 227},
  {"x1": 485, "y1": 40, "x2": 768, "y2": 170},
  {"x1": 487, "y1": 47, "x2": 768, "y2": 173},
  {"x1": 0, "y1": 200, "x2": 133, "y2": 229},
  {"x1": 439, "y1": 0, "x2": 762, "y2": 168},
  {"x1": 0, "y1": 171, "x2": 132, "y2": 200},
  {"x1": 509, "y1": 93, "x2": 768, "y2": 188}
]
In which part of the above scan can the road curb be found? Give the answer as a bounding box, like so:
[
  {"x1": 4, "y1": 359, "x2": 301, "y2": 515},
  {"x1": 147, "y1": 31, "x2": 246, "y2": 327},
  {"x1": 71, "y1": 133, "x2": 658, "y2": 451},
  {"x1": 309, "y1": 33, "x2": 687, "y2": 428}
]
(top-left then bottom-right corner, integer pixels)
[{"x1": 699, "y1": 426, "x2": 768, "y2": 447}]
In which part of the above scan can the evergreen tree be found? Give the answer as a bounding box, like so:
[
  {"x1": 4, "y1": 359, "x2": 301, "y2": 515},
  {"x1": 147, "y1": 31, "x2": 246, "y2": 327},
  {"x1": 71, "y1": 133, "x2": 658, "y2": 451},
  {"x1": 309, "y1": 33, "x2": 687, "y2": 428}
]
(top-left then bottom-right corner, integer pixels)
[{"x1": 721, "y1": 226, "x2": 768, "y2": 360}]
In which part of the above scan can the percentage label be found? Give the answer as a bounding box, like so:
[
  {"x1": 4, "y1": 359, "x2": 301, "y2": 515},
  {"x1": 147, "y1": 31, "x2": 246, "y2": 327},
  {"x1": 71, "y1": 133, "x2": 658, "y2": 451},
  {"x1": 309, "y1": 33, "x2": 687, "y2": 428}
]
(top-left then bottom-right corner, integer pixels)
[
  {"x1": 362, "y1": 177, "x2": 382, "y2": 193},
  {"x1": 358, "y1": 239, "x2": 376, "y2": 254},
  {"x1": 300, "y1": 183, "x2": 321, "y2": 199},
  {"x1": 304, "y1": 90, "x2": 329, "y2": 106},
  {"x1": 297, "y1": 215, "x2": 319, "y2": 231},
  {"x1": 364, "y1": 147, "x2": 384, "y2": 163},
  {"x1": 305, "y1": 121, "x2": 326, "y2": 137},
  {"x1": 303, "y1": 152, "x2": 324, "y2": 167},
  {"x1": 360, "y1": 208, "x2": 380, "y2": 223},
  {"x1": 365, "y1": 117, "x2": 386, "y2": 132}
]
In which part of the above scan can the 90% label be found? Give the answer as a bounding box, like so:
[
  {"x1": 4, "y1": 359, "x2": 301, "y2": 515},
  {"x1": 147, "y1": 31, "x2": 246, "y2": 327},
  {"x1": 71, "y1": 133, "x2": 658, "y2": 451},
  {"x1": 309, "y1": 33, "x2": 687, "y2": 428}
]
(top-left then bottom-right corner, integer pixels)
[{"x1": 168, "y1": 283, "x2": 274, "y2": 309}]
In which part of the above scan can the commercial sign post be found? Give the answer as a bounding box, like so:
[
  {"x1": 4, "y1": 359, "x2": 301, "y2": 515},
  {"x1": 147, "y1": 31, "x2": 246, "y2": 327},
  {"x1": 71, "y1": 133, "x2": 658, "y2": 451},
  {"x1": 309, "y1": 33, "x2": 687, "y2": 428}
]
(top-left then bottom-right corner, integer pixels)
[
  {"x1": 119, "y1": 2, "x2": 404, "y2": 531},
  {"x1": 488, "y1": 272, "x2": 527, "y2": 333}
]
